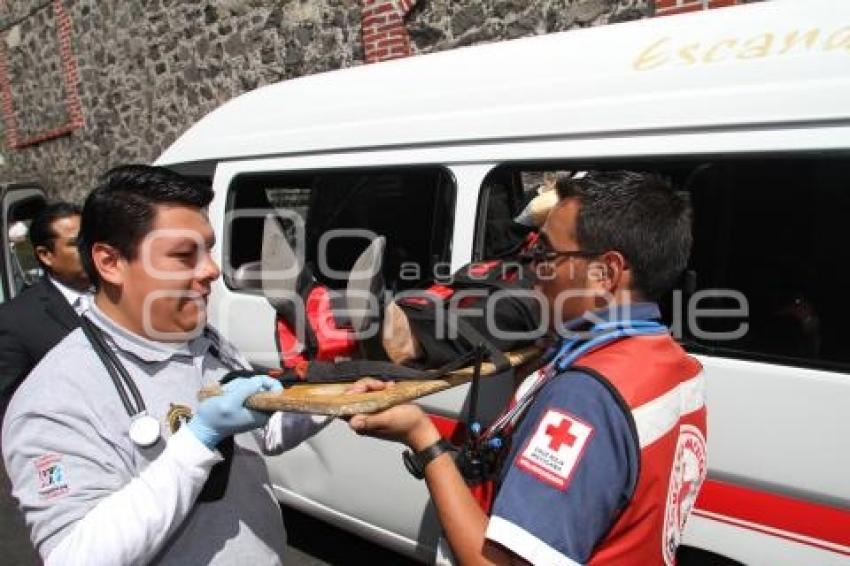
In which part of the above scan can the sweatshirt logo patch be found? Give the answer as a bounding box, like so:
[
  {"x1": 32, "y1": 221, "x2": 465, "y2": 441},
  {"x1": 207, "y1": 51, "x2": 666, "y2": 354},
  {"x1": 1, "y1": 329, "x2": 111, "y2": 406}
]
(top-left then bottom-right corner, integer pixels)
[
  {"x1": 35, "y1": 453, "x2": 70, "y2": 500},
  {"x1": 515, "y1": 409, "x2": 594, "y2": 490}
]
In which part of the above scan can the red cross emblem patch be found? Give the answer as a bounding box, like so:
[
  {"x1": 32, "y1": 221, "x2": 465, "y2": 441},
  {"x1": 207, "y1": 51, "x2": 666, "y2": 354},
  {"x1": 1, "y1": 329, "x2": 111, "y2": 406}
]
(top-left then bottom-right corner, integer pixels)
[{"x1": 515, "y1": 409, "x2": 594, "y2": 490}]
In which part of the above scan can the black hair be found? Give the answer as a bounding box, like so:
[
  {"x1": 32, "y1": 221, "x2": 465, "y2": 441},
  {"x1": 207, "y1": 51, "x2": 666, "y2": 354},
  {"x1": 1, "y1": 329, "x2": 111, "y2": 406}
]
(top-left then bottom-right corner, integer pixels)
[
  {"x1": 556, "y1": 171, "x2": 692, "y2": 300},
  {"x1": 29, "y1": 201, "x2": 82, "y2": 266},
  {"x1": 78, "y1": 164, "x2": 213, "y2": 288}
]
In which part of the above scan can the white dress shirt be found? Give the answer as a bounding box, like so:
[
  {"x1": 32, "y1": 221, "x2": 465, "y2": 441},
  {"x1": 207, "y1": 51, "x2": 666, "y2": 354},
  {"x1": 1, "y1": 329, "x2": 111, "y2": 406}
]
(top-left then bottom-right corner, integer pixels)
[{"x1": 48, "y1": 275, "x2": 90, "y2": 314}]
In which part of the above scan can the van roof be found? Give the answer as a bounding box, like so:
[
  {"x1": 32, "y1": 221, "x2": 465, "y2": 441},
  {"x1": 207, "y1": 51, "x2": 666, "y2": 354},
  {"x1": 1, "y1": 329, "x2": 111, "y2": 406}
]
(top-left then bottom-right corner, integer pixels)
[{"x1": 156, "y1": 0, "x2": 850, "y2": 168}]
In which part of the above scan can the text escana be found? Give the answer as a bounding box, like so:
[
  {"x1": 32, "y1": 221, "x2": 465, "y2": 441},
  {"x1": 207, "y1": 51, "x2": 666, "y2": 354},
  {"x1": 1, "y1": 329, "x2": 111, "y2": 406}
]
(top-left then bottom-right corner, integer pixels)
[{"x1": 633, "y1": 27, "x2": 849, "y2": 71}]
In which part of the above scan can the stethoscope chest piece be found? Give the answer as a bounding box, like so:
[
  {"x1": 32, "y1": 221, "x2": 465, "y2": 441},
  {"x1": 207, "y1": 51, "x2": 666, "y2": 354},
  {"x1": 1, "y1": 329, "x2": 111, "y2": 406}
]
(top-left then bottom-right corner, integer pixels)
[
  {"x1": 129, "y1": 412, "x2": 161, "y2": 447},
  {"x1": 80, "y1": 317, "x2": 163, "y2": 448}
]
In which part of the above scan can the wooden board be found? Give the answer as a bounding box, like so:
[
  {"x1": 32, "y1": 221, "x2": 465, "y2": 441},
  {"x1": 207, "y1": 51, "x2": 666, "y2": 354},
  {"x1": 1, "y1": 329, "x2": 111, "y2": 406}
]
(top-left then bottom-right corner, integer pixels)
[{"x1": 198, "y1": 347, "x2": 542, "y2": 416}]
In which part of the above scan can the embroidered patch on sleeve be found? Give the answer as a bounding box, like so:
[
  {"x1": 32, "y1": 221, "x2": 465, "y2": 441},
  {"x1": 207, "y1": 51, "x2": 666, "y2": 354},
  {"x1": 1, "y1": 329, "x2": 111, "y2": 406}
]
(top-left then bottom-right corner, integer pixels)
[
  {"x1": 515, "y1": 409, "x2": 594, "y2": 491},
  {"x1": 35, "y1": 453, "x2": 70, "y2": 500}
]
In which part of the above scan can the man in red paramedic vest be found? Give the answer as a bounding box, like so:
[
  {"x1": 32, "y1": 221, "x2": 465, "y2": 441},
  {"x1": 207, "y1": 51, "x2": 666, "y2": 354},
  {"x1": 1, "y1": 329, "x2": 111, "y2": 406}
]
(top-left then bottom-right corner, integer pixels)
[{"x1": 349, "y1": 171, "x2": 706, "y2": 565}]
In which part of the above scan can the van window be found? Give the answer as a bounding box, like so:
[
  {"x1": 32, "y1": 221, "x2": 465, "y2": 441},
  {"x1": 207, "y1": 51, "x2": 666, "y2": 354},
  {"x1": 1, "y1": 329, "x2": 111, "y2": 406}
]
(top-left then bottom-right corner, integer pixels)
[
  {"x1": 473, "y1": 168, "x2": 556, "y2": 260},
  {"x1": 684, "y1": 159, "x2": 850, "y2": 372},
  {"x1": 479, "y1": 158, "x2": 850, "y2": 373},
  {"x1": 5, "y1": 195, "x2": 45, "y2": 296},
  {"x1": 226, "y1": 168, "x2": 455, "y2": 292}
]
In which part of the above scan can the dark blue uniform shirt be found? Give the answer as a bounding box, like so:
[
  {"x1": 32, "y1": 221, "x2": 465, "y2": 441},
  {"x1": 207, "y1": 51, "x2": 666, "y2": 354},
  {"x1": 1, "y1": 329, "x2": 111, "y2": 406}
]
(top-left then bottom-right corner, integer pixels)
[{"x1": 485, "y1": 303, "x2": 661, "y2": 564}]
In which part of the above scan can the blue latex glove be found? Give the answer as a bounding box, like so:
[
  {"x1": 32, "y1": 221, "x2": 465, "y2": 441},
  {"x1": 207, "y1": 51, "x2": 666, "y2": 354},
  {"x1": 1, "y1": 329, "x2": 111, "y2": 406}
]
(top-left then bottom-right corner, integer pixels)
[{"x1": 188, "y1": 375, "x2": 283, "y2": 449}]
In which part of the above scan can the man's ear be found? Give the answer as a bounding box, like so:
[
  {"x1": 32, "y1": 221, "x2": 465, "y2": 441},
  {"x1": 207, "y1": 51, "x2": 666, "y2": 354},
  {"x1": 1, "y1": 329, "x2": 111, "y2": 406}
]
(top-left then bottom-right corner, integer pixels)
[
  {"x1": 34, "y1": 245, "x2": 53, "y2": 269},
  {"x1": 592, "y1": 251, "x2": 629, "y2": 293},
  {"x1": 91, "y1": 242, "x2": 125, "y2": 286}
]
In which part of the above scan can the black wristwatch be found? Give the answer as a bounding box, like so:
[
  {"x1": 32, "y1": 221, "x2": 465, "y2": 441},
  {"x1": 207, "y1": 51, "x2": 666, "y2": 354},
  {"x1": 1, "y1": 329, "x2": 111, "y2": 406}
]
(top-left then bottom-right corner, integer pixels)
[{"x1": 403, "y1": 438, "x2": 457, "y2": 480}]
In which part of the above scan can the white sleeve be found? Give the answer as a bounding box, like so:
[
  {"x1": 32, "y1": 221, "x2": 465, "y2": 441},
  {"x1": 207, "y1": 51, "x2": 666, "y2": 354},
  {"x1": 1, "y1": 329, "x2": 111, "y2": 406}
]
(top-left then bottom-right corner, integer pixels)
[
  {"x1": 44, "y1": 427, "x2": 221, "y2": 566},
  {"x1": 262, "y1": 411, "x2": 332, "y2": 455}
]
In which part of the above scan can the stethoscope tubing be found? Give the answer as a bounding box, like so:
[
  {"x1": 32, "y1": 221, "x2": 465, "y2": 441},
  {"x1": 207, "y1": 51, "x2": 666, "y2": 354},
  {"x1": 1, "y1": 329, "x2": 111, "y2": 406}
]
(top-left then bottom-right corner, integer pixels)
[{"x1": 80, "y1": 316, "x2": 147, "y2": 418}]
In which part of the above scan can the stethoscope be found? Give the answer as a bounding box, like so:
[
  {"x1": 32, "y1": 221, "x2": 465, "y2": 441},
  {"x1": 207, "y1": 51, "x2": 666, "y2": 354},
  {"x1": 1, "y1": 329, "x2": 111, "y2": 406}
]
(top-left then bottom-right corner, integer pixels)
[{"x1": 80, "y1": 317, "x2": 163, "y2": 447}]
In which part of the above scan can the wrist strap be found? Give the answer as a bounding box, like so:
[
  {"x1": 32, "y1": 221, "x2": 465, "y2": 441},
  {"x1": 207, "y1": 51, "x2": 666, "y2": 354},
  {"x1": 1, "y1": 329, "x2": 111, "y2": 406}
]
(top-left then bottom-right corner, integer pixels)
[{"x1": 403, "y1": 438, "x2": 456, "y2": 480}]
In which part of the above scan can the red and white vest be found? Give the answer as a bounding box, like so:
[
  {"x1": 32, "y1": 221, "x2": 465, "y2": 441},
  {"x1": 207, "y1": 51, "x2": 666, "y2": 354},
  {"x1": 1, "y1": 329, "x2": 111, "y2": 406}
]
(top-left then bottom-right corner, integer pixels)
[{"x1": 573, "y1": 334, "x2": 707, "y2": 565}]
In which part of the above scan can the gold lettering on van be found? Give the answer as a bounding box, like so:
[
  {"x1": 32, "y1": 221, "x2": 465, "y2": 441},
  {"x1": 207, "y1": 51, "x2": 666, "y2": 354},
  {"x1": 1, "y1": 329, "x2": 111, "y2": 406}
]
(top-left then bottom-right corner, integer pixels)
[
  {"x1": 825, "y1": 27, "x2": 850, "y2": 51},
  {"x1": 633, "y1": 38, "x2": 670, "y2": 71},
  {"x1": 779, "y1": 29, "x2": 820, "y2": 54},
  {"x1": 737, "y1": 33, "x2": 774, "y2": 59},
  {"x1": 704, "y1": 39, "x2": 738, "y2": 63},
  {"x1": 678, "y1": 43, "x2": 700, "y2": 65},
  {"x1": 632, "y1": 27, "x2": 848, "y2": 71}
]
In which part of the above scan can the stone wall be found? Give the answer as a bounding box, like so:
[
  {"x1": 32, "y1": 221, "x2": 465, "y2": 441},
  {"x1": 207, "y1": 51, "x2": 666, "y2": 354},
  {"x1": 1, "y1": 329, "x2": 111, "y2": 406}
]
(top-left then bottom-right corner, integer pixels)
[
  {"x1": 407, "y1": 0, "x2": 649, "y2": 52},
  {"x1": 0, "y1": 0, "x2": 744, "y2": 201},
  {"x1": 0, "y1": 0, "x2": 367, "y2": 200}
]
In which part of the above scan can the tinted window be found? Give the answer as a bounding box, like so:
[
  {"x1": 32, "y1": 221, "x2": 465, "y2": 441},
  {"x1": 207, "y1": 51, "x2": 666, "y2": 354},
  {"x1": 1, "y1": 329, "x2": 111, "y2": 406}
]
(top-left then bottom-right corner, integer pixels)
[
  {"x1": 5, "y1": 195, "x2": 45, "y2": 296},
  {"x1": 479, "y1": 158, "x2": 850, "y2": 373},
  {"x1": 683, "y1": 159, "x2": 850, "y2": 371},
  {"x1": 226, "y1": 168, "x2": 455, "y2": 291}
]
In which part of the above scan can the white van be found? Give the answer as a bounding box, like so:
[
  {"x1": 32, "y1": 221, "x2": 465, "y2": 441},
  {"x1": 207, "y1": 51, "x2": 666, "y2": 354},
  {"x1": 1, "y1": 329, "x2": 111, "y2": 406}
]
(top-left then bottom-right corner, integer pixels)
[{"x1": 154, "y1": 1, "x2": 850, "y2": 563}]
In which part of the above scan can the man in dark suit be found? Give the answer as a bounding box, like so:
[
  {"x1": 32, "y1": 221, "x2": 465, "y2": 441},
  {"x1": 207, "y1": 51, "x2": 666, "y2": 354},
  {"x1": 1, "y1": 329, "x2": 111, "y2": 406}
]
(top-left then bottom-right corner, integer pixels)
[{"x1": 0, "y1": 202, "x2": 90, "y2": 407}]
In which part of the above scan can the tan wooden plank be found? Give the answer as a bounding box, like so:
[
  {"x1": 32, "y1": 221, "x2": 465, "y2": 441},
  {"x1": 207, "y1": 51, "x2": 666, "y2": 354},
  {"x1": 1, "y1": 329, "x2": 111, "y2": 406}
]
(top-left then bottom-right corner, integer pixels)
[{"x1": 198, "y1": 347, "x2": 542, "y2": 416}]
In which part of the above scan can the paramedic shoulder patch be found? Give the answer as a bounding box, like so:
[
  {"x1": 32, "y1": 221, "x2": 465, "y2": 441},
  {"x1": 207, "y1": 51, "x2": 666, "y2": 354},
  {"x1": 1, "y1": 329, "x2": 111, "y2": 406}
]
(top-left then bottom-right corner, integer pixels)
[
  {"x1": 662, "y1": 424, "x2": 707, "y2": 565},
  {"x1": 35, "y1": 453, "x2": 70, "y2": 500},
  {"x1": 515, "y1": 409, "x2": 594, "y2": 490}
]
